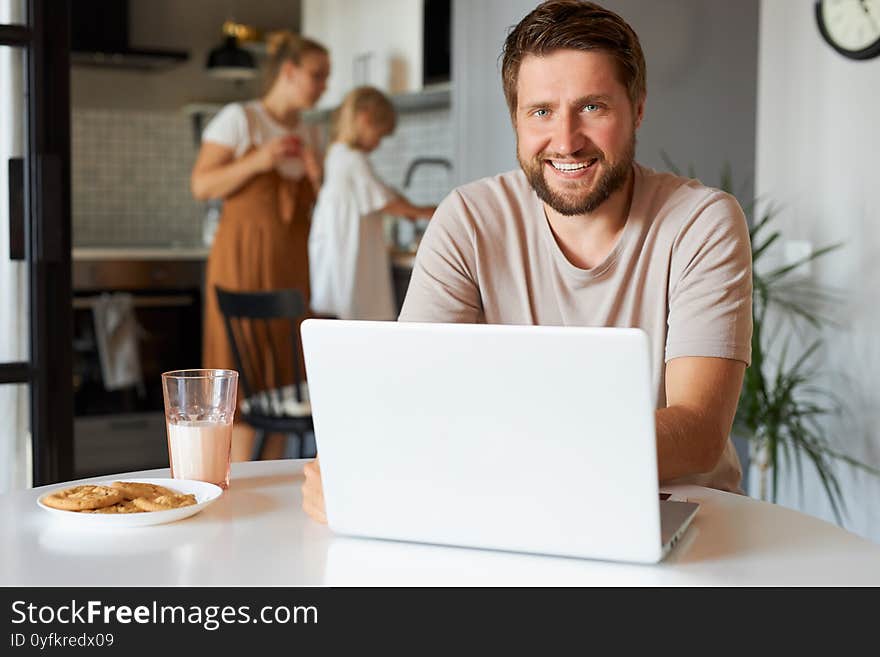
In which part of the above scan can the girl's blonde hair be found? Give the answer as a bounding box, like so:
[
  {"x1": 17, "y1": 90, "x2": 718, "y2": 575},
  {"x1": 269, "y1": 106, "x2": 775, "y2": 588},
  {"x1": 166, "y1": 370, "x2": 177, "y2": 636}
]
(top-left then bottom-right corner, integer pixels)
[
  {"x1": 331, "y1": 86, "x2": 397, "y2": 148},
  {"x1": 263, "y1": 30, "x2": 328, "y2": 92}
]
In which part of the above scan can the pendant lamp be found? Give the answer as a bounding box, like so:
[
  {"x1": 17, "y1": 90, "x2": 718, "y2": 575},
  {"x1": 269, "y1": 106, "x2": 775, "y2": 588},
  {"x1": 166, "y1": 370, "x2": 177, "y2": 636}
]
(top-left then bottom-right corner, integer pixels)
[{"x1": 206, "y1": 21, "x2": 257, "y2": 80}]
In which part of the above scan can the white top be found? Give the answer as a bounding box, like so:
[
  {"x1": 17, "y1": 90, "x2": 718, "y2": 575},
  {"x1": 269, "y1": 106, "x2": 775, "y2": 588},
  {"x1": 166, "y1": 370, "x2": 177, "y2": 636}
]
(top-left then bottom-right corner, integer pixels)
[
  {"x1": 308, "y1": 142, "x2": 397, "y2": 320},
  {"x1": 3, "y1": 460, "x2": 880, "y2": 586},
  {"x1": 201, "y1": 100, "x2": 316, "y2": 180}
]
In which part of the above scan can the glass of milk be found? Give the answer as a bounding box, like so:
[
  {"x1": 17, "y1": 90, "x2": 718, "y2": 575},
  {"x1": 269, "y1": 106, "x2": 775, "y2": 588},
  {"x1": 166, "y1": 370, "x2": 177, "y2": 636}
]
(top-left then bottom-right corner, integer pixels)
[{"x1": 161, "y1": 369, "x2": 238, "y2": 489}]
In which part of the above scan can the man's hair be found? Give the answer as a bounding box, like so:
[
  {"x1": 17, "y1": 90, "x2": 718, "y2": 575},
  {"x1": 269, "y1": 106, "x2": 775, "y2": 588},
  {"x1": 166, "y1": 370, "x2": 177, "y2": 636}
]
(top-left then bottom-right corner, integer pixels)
[{"x1": 501, "y1": 0, "x2": 646, "y2": 118}]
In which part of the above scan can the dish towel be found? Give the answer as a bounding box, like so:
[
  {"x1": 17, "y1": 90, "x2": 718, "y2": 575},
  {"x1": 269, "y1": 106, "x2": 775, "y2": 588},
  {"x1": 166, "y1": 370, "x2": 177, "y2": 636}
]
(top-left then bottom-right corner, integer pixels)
[{"x1": 91, "y1": 293, "x2": 143, "y2": 391}]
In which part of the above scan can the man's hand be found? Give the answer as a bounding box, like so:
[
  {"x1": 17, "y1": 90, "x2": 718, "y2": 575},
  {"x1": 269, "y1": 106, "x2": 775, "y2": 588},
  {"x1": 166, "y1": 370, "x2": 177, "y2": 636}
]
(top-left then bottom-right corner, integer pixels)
[{"x1": 302, "y1": 456, "x2": 327, "y2": 524}]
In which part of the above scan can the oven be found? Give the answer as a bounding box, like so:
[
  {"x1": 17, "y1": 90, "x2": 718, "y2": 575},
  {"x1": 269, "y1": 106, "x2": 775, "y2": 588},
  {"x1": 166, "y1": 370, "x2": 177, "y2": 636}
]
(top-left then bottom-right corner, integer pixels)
[{"x1": 72, "y1": 257, "x2": 204, "y2": 477}]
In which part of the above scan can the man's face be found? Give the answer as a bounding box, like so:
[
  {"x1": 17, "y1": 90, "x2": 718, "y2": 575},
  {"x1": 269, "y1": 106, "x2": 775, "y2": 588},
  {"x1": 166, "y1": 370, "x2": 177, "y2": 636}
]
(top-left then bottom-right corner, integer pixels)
[{"x1": 514, "y1": 49, "x2": 643, "y2": 216}]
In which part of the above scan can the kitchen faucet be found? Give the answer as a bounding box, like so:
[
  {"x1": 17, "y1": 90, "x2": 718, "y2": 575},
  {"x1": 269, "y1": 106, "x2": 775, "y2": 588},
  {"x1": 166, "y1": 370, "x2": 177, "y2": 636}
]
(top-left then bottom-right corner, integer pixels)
[
  {"x1": 392, "y1": 157, "x2": 452, "y2": 251},
  {"x1": 403, "y1": 157, "x2": 452, "y2": 189}
]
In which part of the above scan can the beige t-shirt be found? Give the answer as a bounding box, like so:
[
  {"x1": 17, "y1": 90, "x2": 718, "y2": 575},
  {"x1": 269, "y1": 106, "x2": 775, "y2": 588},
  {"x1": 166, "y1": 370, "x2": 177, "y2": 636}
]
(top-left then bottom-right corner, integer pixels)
[{"x1": 400, "y1": 164, "x2": 752, "y2": 492}]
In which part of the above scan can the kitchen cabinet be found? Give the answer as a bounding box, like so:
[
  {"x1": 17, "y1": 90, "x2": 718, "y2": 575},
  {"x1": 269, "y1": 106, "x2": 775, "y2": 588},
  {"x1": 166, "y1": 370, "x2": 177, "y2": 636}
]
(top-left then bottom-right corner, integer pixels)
[
  {"x1": 302, "y1": 0, "x2": 432, "y2": 110},
  {"x1": 71, "y1": 250, "x2": 206, "y2": 478}
]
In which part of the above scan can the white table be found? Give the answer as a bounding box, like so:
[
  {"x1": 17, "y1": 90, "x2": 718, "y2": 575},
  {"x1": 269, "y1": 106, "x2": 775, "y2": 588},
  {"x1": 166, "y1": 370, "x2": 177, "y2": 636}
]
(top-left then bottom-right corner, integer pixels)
[{"x1": 3, "y1": 460, "x2": 879, "y2": 586}]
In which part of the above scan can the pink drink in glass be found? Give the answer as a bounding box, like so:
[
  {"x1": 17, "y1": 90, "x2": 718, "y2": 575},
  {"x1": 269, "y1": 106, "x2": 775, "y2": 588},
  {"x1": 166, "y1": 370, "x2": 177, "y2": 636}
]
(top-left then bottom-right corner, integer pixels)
[
  {"x1": 167, "y1": 420, "x2": 233, "y2": 489},
  {"x1": 162, "y1": 369, "x2": 238, "y2": 490}
]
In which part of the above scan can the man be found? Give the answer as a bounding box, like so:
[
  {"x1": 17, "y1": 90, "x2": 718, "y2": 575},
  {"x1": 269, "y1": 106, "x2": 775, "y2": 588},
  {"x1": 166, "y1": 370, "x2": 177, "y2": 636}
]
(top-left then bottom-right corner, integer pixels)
[{"x1": 302, "y1": 0, "x2": 751, "y2": 524}]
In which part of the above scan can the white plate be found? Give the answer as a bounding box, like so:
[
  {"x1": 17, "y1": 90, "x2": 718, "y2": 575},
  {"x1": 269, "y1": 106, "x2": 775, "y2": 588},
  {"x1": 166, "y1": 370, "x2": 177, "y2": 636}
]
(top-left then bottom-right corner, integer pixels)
[{"x1": 37, "y1": 478, "x2": 223, "y2": 528}]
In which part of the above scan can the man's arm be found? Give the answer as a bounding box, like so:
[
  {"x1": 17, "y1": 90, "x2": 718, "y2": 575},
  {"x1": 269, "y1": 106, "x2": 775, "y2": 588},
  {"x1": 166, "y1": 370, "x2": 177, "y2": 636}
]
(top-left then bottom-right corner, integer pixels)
[{"x1": 656, "y1": 356, "x2": 745, "y2": 481}]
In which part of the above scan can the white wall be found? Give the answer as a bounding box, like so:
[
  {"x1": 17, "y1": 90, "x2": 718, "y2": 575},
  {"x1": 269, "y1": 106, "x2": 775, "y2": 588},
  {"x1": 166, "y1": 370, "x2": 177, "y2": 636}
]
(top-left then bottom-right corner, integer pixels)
[
  {"x1": 302, "y1": 0, "x2": 424, "y2": 110},
  {"x1": 451, "y1": 0, "x2": 534, "y2": 186},
  {"x1": 452, "y1": 0, "x2": 759, "y2": 198},
  {"x1": 756, "y1": 0, "x2": 880, "y2": 541}
]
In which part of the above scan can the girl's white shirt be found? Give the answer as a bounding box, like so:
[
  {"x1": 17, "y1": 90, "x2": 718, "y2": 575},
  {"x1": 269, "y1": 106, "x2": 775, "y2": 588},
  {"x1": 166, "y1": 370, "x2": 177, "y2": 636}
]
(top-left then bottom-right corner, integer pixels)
[
  {"x1": 201, "y1": 100, "x2": 317, "y2": 180},
  {"x1": 308, "y1": 142, "x2": 397, "y2": 320}
]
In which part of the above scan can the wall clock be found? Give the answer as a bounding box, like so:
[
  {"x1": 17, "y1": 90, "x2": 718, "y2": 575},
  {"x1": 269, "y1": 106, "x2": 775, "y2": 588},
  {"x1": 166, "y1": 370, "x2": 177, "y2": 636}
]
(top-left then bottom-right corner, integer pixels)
[{"x1": 815, "y1": 0, "x2": 880, "y2": 60}]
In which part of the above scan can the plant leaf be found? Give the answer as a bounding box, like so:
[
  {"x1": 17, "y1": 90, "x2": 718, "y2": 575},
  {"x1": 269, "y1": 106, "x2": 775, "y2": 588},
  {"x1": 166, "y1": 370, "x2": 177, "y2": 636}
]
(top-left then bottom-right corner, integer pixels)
[
  {"x1": 659, "y1": 150, "x2": 681, "y2": 176},
  {"x1": 765, "y1": 243, "x2": 843, "y2": 283}
]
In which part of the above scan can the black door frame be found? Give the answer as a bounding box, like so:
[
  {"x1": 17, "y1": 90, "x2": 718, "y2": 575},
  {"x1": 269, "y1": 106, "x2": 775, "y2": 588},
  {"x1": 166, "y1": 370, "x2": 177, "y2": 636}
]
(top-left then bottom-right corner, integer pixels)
[{"x1": 0, "y1": 0, "x2": 73, "y2": 486}]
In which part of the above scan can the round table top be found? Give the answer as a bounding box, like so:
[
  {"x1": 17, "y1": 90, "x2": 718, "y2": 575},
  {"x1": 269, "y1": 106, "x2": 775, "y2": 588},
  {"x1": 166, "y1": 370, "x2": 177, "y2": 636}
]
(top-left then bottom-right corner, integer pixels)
[{"x1": 3, "y1": 459, "x2": 879, "y2": 586}]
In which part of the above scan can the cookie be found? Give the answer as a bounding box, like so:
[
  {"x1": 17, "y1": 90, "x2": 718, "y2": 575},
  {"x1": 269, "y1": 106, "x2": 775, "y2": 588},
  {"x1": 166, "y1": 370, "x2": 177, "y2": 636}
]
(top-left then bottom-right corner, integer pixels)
[
  {"x1": 42, "y1": 485, "x2": 123, "y2": 511},
  {"x1": 109, "y1": 481, "x2": 177, "y2": 501},
  {"x1": 132, "y1": 493, "x2": 197, "y2": 512},
  {"x1": 81, "y1": 500, "x2": 145, "y2": 514}
]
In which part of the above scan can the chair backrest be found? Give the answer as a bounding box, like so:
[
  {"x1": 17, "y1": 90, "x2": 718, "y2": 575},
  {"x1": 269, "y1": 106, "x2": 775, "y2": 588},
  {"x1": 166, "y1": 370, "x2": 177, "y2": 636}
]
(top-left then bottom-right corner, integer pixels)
[{"x1": 215, "y1": 286, "x2": 307, "y2": 409}]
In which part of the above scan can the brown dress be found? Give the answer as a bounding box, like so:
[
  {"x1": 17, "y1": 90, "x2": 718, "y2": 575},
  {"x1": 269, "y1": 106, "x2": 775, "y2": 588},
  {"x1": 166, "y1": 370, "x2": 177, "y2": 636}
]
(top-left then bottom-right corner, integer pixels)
[{"x1": 202, "y1": 119, "x2": 315, "y2": 397}]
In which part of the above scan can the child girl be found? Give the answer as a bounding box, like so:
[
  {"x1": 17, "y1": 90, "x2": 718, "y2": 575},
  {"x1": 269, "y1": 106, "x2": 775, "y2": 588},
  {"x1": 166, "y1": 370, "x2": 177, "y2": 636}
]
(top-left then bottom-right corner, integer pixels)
[{"x1": 308, "y1": 86, "x2": 436, "y2": 321}]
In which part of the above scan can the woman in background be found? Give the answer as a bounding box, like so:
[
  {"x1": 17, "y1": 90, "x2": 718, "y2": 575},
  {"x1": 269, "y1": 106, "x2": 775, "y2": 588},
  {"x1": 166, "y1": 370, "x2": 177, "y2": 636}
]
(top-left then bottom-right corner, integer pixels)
[
  {"x1": 191, "y1": 31, "x2": 330, "y2": 460},
  {"x1": 309, "y1": 86, "x2": 435, "y2": 321}
]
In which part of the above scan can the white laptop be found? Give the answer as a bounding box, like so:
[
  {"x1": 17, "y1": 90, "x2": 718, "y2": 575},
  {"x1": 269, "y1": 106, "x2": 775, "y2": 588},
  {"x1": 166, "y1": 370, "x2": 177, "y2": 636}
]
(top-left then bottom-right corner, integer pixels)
[{"x1": 300, "y1": 319, "x2": 699, "y2": 564}]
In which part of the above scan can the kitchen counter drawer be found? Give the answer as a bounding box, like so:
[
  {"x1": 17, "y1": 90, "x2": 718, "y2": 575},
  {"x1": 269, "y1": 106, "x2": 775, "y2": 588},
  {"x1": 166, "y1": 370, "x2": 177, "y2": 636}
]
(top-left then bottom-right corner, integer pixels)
[
  {"x1": 73, "y1": 259, "x2": 204, "y2": 291},
  {"x1": 72, "y1": 246, "x2": 210, "y2": 261},
  {"x1": 73, "y1": 412, "x2": 169, "y2": 478}
]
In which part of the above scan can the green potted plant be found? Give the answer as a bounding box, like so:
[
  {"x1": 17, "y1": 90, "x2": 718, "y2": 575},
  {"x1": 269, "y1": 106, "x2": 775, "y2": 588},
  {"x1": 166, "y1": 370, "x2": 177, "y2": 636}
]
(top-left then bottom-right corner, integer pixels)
[{"x1": 662, "y1": 155, "x2": 880, "y2": 523}]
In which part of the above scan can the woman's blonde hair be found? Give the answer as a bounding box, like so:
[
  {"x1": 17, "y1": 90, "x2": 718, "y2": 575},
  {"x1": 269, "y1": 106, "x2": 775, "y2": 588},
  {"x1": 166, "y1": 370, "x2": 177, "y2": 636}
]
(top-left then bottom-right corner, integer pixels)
[
  {"x1": 263, "y1": 30, "x2": 328, "y2": 91},
  {"x1": 330, "y1": 86, "x2": 397, "y2": 148}
]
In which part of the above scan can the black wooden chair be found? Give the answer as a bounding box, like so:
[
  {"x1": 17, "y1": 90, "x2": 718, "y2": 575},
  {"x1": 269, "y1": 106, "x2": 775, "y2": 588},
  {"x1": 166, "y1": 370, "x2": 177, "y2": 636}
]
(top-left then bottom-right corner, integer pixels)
[{"x1": 215, "y1": 286, "x2": 314, "y2": 460}]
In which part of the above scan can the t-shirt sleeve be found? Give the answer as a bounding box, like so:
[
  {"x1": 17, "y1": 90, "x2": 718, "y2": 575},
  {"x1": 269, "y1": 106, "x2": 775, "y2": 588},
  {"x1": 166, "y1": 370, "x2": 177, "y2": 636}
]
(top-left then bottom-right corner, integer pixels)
[
  {"x1": 349, "y1": 151, "x2": 396, "y2": 215},
  {"x1": 200, "y1": 103, "x2": 249, "y2": 155},
  {"x1": 665, "y1": 191, "x2": 753, "y2": 365},
  {"x1": 398, "y1": 190, "x2": 483, "y2": 323}
]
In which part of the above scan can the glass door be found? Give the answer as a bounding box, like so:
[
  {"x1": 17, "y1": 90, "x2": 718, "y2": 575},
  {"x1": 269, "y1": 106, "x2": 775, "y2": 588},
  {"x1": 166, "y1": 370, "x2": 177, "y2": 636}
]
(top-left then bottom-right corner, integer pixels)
[{"x1": 0, "y1": 0, "x2": 73, "y2": 488}]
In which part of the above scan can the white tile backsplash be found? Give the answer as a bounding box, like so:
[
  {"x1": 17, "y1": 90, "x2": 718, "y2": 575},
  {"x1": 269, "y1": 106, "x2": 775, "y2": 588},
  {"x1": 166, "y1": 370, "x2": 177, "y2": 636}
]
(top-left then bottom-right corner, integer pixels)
[
  {"x1": 72, "y1": 109, "x2": 204, "y2": 247},
  {"x1": 72, "y1": 105, "x2": 453, "y2": 246},
  {"x1": 370, "y1": 108, "x2": 453, "y2": 206}
]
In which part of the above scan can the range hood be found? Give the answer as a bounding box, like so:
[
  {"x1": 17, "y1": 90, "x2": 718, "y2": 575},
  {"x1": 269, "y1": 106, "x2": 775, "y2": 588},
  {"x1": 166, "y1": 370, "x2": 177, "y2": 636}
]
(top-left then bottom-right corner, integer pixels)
[{"x1": 71, "y1": 0, "x2": 189, "y2": 71}]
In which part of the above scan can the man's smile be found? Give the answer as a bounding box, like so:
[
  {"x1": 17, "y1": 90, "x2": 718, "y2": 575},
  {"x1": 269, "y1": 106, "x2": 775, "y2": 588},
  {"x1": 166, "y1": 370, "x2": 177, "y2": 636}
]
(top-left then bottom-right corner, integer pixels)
[{"x1": 545, "y1": 157, "x2": 599, "y2": 178}]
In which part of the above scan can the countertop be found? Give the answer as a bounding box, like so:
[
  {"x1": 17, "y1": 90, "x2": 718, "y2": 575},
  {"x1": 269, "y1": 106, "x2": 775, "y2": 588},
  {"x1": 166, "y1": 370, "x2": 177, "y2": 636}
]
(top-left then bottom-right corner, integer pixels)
[
  {"x1": 72, "y1": 246, "x2": 415, "y2": 267},
  {"x1": 4, "y1": 459, "x2": 880, "y2": 586},
  {"x1": 73, "y1": 245, "x2": 211, "y2": 261}
]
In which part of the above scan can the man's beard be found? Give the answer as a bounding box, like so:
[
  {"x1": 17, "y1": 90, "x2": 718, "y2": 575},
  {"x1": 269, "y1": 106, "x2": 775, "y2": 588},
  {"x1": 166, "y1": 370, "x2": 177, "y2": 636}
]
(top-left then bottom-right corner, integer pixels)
[{"x1": 519, "y1": 134, "x2": 636, "y2": 216}]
